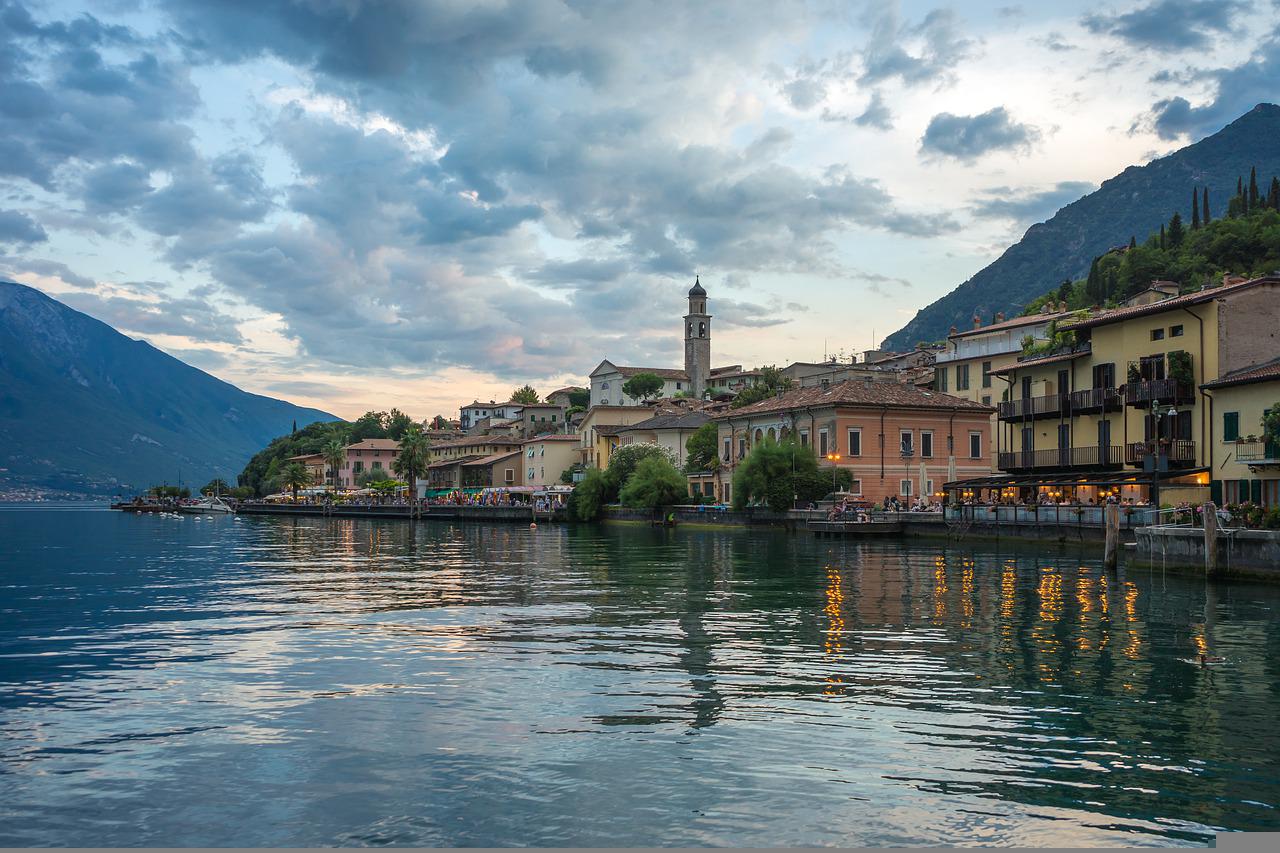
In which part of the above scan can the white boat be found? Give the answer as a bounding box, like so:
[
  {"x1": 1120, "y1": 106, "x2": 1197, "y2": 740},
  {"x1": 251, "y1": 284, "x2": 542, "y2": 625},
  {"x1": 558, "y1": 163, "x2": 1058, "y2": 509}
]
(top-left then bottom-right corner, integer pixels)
[{"x1": 179, "y1": 495, "x2": 235, "y2": 514}]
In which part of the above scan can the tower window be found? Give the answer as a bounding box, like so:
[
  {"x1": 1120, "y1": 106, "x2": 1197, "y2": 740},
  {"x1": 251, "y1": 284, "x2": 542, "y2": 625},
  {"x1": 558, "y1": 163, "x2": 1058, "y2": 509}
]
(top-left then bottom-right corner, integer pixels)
[{"x1": 698, "y1": 322, "x2": 705, "y2": 337}]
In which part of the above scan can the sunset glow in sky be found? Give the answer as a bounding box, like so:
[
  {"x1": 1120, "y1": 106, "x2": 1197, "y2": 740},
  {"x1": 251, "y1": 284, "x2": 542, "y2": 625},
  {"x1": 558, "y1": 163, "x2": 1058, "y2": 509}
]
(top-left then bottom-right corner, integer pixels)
[{"x1": 2, "y1": 0, "x2": 1277, "y2": 419}]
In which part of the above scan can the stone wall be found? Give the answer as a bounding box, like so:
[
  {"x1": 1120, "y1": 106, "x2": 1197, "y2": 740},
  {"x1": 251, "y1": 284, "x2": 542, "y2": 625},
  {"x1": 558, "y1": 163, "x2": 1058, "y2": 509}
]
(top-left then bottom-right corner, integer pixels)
[{"x1": 1133, "y1": 526, "x2": 1280, "y2": 578}]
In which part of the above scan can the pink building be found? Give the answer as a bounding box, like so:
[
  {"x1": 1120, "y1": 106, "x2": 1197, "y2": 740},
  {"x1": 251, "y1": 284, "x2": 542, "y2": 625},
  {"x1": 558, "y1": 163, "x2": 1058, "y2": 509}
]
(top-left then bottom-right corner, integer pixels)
[{"x1": 335, "y1": 438, "x2": 400, "y2": 488}]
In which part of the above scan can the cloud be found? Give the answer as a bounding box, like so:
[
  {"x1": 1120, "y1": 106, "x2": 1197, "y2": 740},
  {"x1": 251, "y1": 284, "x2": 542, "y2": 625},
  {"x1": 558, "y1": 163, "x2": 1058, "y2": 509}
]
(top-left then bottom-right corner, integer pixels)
[
  {"x1": 58, "y1": 287, "x2": 245, "y2": 345},
  {"x1": 1083, "y1": 0, "x2": 1247, "y2": 50},
  {"x1": 1143, "y1": 37, "x2": 1280, "y2": 139},
  {"x1": 860, "y1": 4, "x2": 974, "y2": 87},
  {"x1": 970, "y1": 181, "x2": 1096, "y2": 226},
  {"x1": 854, "y1": 91, "x2": 893, "y2": 129},
  {"x1": 920, "y1": 107, "x2": 1041, "y2": 162},
  {"x1": 0, "y1": 210, "x2": 47, "y2": 245},
  {"x1": 0, "y1": 257, "x2": 96, "y2": 289}
]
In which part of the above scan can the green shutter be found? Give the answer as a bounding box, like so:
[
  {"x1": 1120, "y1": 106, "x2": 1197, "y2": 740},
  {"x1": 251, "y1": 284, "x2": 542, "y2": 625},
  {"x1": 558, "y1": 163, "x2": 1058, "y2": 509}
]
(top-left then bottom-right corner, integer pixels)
[
  {"x1": 1223, "y1": 411, "x2": 1239, "y2": 442},
  {"x1": 1241, "y1": 479, "x2": 1251, "y2": 502},
  {"x1": 1210, "y1": 479, "x2": 1223, "y2": 505},
  {"x1": 1252, "y1": 479, "x2": 1263, "y2": 503}
]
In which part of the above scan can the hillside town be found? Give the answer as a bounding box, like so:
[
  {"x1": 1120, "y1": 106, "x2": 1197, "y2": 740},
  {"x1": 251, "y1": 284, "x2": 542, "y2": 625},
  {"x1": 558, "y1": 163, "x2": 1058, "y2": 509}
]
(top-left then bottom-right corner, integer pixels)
[{"x1": 278, "y1": 273, "x2": 1280, "y2": 514}]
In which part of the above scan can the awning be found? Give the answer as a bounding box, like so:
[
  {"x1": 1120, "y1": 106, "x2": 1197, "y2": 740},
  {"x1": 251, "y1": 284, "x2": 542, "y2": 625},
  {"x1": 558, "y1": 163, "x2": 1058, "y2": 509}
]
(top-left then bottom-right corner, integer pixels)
[{"x1": 944, "y1": 468, "x2": 1208, "y2": 489}]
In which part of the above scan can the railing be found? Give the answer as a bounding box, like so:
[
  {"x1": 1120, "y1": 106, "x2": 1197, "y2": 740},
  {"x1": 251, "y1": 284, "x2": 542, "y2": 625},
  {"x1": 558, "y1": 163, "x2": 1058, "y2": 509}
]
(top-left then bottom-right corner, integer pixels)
[
  {"x1": 997, "y1": 445, "x2": 1126, "y2": 471},
  {"x1": 997, "y1": 393, "x2": 1068, "y2": 421},
  {"x1": 1125, "y1": 439, "x2": 1197, "y2": 465},
  {"x1": 1069, "y1": 387, "x2": 1122, "y2": 413},
  {"x1": 1124, "y1": 378, "x2": 1194, "y2": 406},
  {"x1": 1235, "y1": 440, "x2": 1280, "y2": 464}
]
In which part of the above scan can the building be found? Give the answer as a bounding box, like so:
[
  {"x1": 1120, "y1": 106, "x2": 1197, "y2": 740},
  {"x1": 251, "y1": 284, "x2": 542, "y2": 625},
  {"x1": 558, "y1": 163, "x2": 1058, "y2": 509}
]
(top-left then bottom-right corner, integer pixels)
[
  {"x1": 934, "y1": 308, "x2": 1067, "y2": 464},
  {"x1": 461, "y1": 451, "x2": 522, "y2": 489},
  {"x1": 516, "y1": 403, "x2": 569, "y2": 436},
  {"x1": 520, "y1": 434, "x2": 582, "y2": 488},
  {"x1": 1201, "y1": 357, "x2": 1280, "y2": 507},
  {"x1": 782, "y1": 359, "x2": 901, "y2": 389},
  {"x1": 460, "y1": 400, "x2": 525, "y2": 431},
  {"x1": 577, "y1": 405, "x2": 658, "y2": 469},
  {"x1": 288, "y1": 453, "x2": 326, "y2": 486},
  {"x1": 711, "y1": 379, "x2": 994, "y2": 505},
  {"x1": 615, "y1": 410, "x2": 711, "y2": 468},
  {"x1": 334, "y1": 438, "x2": 400, "y2": 488},
  {"x1": 588, "y1": 362, "x2": 693, "y2": 407},
  {"x1": 425, "y1": 435, "x2": 524, "y2": 491},
  {"x1": 980, "y1": 275, "x2": 1280, "y2": 506},
  {"x1": 545, "y1": 386, "x2": 585, "y2": 408}
]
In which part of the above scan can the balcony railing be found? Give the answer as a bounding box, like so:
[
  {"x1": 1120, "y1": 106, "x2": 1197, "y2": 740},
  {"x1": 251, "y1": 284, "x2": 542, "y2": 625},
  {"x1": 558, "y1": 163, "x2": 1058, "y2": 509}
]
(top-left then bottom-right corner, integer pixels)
[
  {"x1": 1124, "y1": 378, "x2": 1194, "y2": 407},
  {"x1": 1235, "y1": 440, "x2": 1280, "y2": 465},
  {"x1": 1125, "y1": 439, "x2": 1197, "y2": 465},
  {"x1": 1069, "y1": 387, "x2": 1122, "y2": 414},
  {"x1": 997, "y1": 445, "x2": 1126, "y2": 471},
  {"x1": 997, "y1": 393, "x2": 1068, "y2": 421}
]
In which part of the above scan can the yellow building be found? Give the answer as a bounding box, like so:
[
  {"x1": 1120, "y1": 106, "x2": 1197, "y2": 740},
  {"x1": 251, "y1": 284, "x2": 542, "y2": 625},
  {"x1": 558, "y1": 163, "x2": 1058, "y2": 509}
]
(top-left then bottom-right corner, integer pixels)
[
  {"x1": 576, "y1": 405, "x2": 656, "y2": 469},
  {"x1": 981, "y1": 275, "x2": 1280, "y2": 506},
  {"x1": 1202, "y1": 359, "x2": 1280, "y2": 507}
]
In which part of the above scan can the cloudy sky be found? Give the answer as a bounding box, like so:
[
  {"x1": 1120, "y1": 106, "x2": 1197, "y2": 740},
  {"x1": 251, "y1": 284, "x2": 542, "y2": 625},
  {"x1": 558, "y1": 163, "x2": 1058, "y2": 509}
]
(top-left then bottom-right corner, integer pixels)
[{"x1": 2, "y1": 0, "x2": 1277, "y2": 420}]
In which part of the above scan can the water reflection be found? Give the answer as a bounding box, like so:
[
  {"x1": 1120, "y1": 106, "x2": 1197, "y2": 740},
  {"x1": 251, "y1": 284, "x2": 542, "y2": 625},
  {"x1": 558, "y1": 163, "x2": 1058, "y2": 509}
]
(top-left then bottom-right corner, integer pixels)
[{"x1": 1, "y1": 509, "x2": 1279, "y2": 846}]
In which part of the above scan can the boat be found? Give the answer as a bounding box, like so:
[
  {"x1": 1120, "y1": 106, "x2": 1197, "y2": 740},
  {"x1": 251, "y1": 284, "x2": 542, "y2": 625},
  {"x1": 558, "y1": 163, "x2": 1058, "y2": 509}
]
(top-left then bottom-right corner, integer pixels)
[{"x1": 179, "y1": 495, "x2": 235, "y2": 515}]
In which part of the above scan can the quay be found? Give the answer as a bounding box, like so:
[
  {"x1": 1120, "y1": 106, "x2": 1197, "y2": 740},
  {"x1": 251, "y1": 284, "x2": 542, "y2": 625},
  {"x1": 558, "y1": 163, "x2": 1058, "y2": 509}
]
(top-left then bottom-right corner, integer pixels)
[{"x1": 236, "y1": 503, "x2": 566, "y2": 523}]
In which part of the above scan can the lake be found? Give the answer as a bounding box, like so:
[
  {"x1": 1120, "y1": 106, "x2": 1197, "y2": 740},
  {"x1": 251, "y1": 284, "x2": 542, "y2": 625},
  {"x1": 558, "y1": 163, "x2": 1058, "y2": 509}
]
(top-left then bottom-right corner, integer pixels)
[{"x1": 2, "y1": 506, "x2": 1278, "y2": 846}]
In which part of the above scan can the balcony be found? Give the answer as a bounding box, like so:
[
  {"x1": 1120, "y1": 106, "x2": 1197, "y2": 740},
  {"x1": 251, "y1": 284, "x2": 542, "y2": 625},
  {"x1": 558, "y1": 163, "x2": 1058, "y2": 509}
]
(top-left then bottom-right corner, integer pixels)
[
  {"x1": 1235, "y1": 440, "x2": 1280, "y2": 466},
  {"x1": 997, "y1": 393, "x2": 1068, "y2": 422},
  {"x1": 1069, "y1": 387, "x2": 1122, "y2": 414},
  {"x1": 1124, "y1": 378, "x2": 1194, "y2": 408},
  {"x1": 997, "y1": 445, "x2": 1125, "y2": 472},
  {"x1": 1125, "y1": 439, "x2": 1197, "y2": 467}
]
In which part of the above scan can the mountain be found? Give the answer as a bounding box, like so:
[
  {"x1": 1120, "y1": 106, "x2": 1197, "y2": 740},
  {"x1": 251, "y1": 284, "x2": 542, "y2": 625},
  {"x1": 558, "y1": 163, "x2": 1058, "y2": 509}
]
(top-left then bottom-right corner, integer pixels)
[
  {"x1": 884, "y1": 103, "x2": 1280, "y2": 350},
  {"x1": 0, "y1": 281, "x2": 339, "y2": 497}
]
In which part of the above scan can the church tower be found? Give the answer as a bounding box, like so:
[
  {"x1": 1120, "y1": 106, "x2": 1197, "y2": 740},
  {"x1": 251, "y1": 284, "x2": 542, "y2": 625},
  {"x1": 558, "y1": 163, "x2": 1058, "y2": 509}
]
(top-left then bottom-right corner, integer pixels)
[{"x1": 684, "y1": 276, "x2": 711, "y2": 398}]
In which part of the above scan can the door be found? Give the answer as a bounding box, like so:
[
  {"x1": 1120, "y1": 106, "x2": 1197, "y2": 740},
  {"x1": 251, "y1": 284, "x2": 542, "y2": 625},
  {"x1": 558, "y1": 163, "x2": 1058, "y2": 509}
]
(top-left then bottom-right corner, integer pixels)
[
  {"x1": 1097, "y1": 419, "x2": 1111, "y2": 465},
  {"x1": 1021, "y1": 426, "x2": 1034, "y2": 468},
  {"x1": 1021, "y1": 376, "x2": 1032, "y2": 399},
  {"x1": 1058, "y1": 423, "x2": 1071, "y2": 466},
  {"x1": 1057, "y1": 369, "x2": 1070, "y2": 399}
]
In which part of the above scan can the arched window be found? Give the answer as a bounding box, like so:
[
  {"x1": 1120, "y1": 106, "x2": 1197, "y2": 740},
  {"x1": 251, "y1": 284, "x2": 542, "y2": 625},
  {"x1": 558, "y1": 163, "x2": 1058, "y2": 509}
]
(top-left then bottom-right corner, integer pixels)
[
  {"x1": 698, "y1": 322, "x2": 706, "y2": 337},
  {"x1": 767, "y1": 427, "x2": 776, "y2": 442},
  {"x1": 754, "y1": 428, "x2": 763, "y2": 443},
  {"x1": 688, "y1": 322, "x2": 693, "y2": 337}
]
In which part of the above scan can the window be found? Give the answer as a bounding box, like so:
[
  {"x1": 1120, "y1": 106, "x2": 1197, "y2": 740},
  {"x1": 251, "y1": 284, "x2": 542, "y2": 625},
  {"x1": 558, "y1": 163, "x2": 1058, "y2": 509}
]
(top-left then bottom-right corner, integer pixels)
[
  {"x1": 900, "y1": 430, "x2": 913, "y2": 456},
  {"x1": 724, "y1": 483, "x2": 731, "y2": 504},
  {"x1": 738, "y1": 437, "x2": 746, "y2": 459},
  {"x1": 1151, "y1": 328, "x2": 1165, "y2": 341},
  {"x1": 899, "y1": 479, "x2": 913, "y2": 497},
  {"x1": 819, "y1": 429, "x2": 829, "y2": 456},
  {"x1": 1092, "y1": 362, "x2": 1116, "y2": 389},
  {"x1": 982, "y1": 361, "x2": 992, "y2": 388},
  {"x1": 926, "y1": 479, "x2": 935, "y2": 496},
  {"x1": 528, "y1": 468, "x2": 535, "y2": 480},
  {"x1": 937, "y1": 367, "x2": 948, "y2": 392},
  {"x1": 956, "y1": 364, "x2": 970, "y2": 390},
  {"x1": 1223, "y1": 411, "x2": 1240, "y2": 442},
  {"x1": 981, "y1": 395, "x2": 991, "y2": 406},
  {"x1": 969, "y1": 432, "x2": 982, "y2": 459},
  {"x1": 847, "y1": 428, "x2": 862, "y2": 456},
  {"x1": 1170, "y1": 324, "x2": 1184, "y2": 337},
  {"x1": 676, "y1": 382, "x2": 682, "y2": 390},
  {"x1": 850, "y1": 479, "x2": 862, "y2": 495},
  {"x1": 504, "y1": 468, "x2": 514, "y2": 483},
  {"x1": 799, "y1": 429, "x2": 810, "y2": 447},
  {"x1": 723, "y1": 437, "x2": 731, "y2": 462}
]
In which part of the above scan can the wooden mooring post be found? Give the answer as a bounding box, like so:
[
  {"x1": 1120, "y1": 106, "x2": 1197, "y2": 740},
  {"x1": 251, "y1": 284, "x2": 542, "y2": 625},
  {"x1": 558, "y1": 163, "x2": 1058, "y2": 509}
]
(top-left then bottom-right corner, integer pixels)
[
  {"x1": 1203, "y1": 501, "x2": 1220, "y2": 577},
  {"x1": 1103, "y1": 503, "x2": 1120, "y2": 570}
]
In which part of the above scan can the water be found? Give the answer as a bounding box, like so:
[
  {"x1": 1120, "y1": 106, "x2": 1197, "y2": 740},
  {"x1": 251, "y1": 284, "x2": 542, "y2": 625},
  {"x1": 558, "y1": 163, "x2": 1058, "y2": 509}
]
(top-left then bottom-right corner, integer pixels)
[{"x1": 2, "y1": 507, "x2": 1279, "y2": 846}]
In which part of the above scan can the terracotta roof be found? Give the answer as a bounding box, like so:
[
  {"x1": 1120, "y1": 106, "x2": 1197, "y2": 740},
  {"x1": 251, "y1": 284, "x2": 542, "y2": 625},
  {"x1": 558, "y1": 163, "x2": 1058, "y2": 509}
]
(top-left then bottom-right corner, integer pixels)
[
  {"x1": 989, "y1": 348, "x2": 1089, "y2": 375},
  {"x1": 1058, "y1": 276, "x2": 1280, "y2": 331},
  {"x1": 345, "y1": 439, "x2": 400, "y2": 451},
  {"x1": 592, "y1": 423, "x2": 632, "y2": 436},
  {"x1": 426, "y1": 455, "x2": 480, "y2": 469},
  {"x1": 432, "y1": 435, "x2": 524, "y2": 450},
  {"x1": 611, "y1": 365, "x2": 689, "y2": 380},
  {"x1": 288, "y1": 453, "x2": 323, "y2": 461},
  {"x1": 618, "y1": 411, "x2": 712, "y2": 432},
  {"x1": 709, "y1": 364, "x2": 743, "y2": 375},
  {"x1": 463, "y1": 450, "x2": 521, "y2": 467},
  {"x1": 715, "y1": 378, "x2": 992, "y2": 419},
  {"x1": 547, "y1": 386, "x2": 585, "y2": 396},
  {"x1": 522, "y1": 434, "x2": 582, "y2": 443},
  {"x1": 949, "y1": 312, "x2": 1067, "y2": 339},
  {"x1": 1202, "y1": 357, "x2": 1280, "y2": 389}
]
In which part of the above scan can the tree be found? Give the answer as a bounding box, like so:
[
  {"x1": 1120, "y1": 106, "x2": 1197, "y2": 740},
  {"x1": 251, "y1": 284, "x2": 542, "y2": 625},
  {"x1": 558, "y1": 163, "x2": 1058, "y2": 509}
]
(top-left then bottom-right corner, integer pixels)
[
  {"x1": 351, "y1": 411, "x2": 389, "y2": 440},
  {"x1": 619, "y1": 456, "x2": 687, "y2": 509},
  {"x1": 1203, "y1": 186, "x2": 1211, "y2": 224},
  {"x1": 1159, "y1": 223, "x2": 1166, "y2": 249},
  {"x1": 729, "y1": 364, "x2": 794, "y2": 409},
  {"x1": 567, "y1": 388, "x2": 591, "y2": 409},
  {"x1": 1056, "y1": 279, "x2": 1073, "y2": 302},
  {"x1": 510, "y1": 384, "x2": 540, "y2": 404},
  {"x1": 1249, "y1": 166, "x2": 1259, "y2": 211},
  {"x1": 1191, "y1": 187, "x2": 1200, "y2": 229},
  {"x1": 428, "y1": 414, "x2": 450, "y2": 430},
  {"x1": 279, "y1": 461, "x2": 312, "y2": 502},
  {"x1": 621, "y1": 372, "x2": 665, "y2": 402},
  {"x1": 731, "y1": 438, "x2": 847, "y2": 512},
  {"x1": 1167, "y1": 211, "x2": 1184, "y2": 248},
  {"x1": 392, "y1": 428, "x2": 431, "y2": 500},
  {"x1": 684, "y1": 422, "x2": 720, "y2": 473},
  {"x1": 322, "y1": 438, "x2": 347, "y2": 491},
  {"x1": 201, "y1": 478, "x2": 231, "y2": 496},
  {"x1": 1084, "y1": 256, "x2": 1104, "y2": 305},
  {"x1": 605, "y1": 442, "x2": 679, "y2": 495},
  {"x1": 1272, "y1": 177, "x2": 1280, "y2": 210},
  {"x1": 385, "y1": 408, "x2": 415, "y2": 440},
  {"x1": 570, "y1": 469, "x2": 610, "y2": 521}
]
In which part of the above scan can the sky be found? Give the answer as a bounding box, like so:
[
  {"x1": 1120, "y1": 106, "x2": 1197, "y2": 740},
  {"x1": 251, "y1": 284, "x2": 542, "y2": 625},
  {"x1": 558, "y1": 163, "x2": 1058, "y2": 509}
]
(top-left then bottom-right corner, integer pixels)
[{"x1": 2, "y1": 0, "x2": 1278, "y2": 421}]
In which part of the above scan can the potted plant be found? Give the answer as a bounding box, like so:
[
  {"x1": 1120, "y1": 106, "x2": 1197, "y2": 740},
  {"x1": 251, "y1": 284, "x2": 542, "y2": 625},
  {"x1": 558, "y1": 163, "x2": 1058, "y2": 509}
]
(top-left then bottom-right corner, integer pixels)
[{"x1": 1127, "y1": 362, "x2": 1141, "y2": 384}]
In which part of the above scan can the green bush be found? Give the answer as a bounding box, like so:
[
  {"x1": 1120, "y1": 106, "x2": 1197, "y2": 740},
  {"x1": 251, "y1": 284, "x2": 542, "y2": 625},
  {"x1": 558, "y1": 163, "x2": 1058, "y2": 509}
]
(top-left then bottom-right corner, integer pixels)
[
  {"x1": 605, "y1": 442, "x2": 678, "y2": 494},
  {"x1": 570, "y1": 469, "x2": 610, "y2": 521},
  {"x1": 731, "y1": 437, "x2": 840, "y2": 512},
  {"x1": 619, "y1": 456, "x2": 687, "y2": 509}
]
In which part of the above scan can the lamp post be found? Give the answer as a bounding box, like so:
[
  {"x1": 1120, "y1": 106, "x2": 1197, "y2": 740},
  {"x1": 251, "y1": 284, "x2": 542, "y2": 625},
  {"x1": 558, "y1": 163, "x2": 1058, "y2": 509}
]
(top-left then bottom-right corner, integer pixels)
[{"x1": 825, "y1": 453, "x2": 841, "y2": 492}]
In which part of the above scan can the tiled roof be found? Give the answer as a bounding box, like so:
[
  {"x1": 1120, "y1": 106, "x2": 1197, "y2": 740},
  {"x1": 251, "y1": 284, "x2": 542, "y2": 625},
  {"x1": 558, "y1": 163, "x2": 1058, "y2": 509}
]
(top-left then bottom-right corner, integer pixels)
[
  {"x1": 619, "y1": 411, "x2": 712, "y2": 432},
  {"x1": 949, "y1": 311, "x2": 1067, "y2": 339},
  {"x1": 592, "y1": 423, "x2": 632, "y2": 436},
  {"x1": 345, "y1": 439, "x2": 400, "y2": 451},
  {"x1": 1058, "y1": 276, "x2": 1280, "y2": 331},
  {"x1": 709, "y1": 364, "x2": 743, "y2": 375},
  {"x1": 1202, "y1": 356, "x2": 1280, "y2": 389},
  {"x1": 547, "y1": 386, "x2": 585, "y2": 396},
  {"x1": 716, "y1": 378, "x2": 992, "y2": 419},
  {"x1": 426, "y1": 455, "x2": 480, "y2": 469},
  {"x1": 522, "y1": 433, "x2": 582, "y2": 443},
  {"x1": 989, "y1": 349, "x2": 1089, "y2": 375},
  {"x1": 432, "y1": 435, "x2": 524, "y2": 450},
  {"x1": 463, "y1": 450, "x2": 521, "y2": 467},
  {"x1": 611, "y1": 365, "x2": 689, "y2": 380},
  {"x1": 288, "y1": 453, "x2": 323, "y2": 461}
]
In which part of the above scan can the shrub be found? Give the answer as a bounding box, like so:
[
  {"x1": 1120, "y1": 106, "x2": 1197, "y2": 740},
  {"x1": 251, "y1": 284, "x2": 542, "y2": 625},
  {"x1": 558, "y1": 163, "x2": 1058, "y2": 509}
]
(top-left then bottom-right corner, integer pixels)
[
  {"x1": 619, "y1": 456, "x2": 688, "y2": 509},
  {"x1": 731, "y1": 437, "x2": 842, "y2": 512},
  {"x1": 570, "y1": 469, "x2": 610, "y2": 521},
  {"x1": 606, "y1": 442, "x2": 678, "y2": 494}
]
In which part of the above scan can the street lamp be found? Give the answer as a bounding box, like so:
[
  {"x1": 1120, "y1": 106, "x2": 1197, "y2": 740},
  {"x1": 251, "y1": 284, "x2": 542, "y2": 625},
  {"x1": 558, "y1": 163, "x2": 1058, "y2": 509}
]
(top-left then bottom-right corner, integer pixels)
[{"x1": 825, "y1": 453, "x2": 841, "y2": 492}]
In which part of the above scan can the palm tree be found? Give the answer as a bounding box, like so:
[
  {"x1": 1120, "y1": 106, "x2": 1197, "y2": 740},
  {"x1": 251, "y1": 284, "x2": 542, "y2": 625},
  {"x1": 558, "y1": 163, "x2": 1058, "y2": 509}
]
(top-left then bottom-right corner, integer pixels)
[
  {"x1": 322, "y1": 438, "x2": 347, "y2": 492},
  {"x1": 279, "y1": 461, "x2": 312, "y2": 503},
  {"x1": 393, "y1": 428, "x2": 431, "y2": 503}
]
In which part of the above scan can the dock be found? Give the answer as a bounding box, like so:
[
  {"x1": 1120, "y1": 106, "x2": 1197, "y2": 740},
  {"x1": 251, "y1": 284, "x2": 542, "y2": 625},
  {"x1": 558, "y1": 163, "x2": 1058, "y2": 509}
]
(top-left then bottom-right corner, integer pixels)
[{"x1": 807, "y1": 519, "x2": 903, "y2": 537}]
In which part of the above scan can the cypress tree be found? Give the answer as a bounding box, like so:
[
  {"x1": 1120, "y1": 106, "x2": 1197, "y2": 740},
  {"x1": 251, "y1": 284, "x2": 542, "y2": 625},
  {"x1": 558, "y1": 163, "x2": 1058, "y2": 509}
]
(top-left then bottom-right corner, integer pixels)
[
  {"x1": 1249, "y1": 166, "x2": 1259, "y2": 210},
  {"x1": 1168, "y1": 211, "x2": 1184, "y2": 247},
  {"x1": 1271, "y1": 176, "x2": 1280, "y2": 210},
  {"x1": 1105, "y1": 268, "x2": 1118, "y2": 304},
  {"x1": 1237, "y1": 175, "x2": 1244, "y2": 197},
  {"x1": 1203, "y1": 187, "x2": 1210, "y2": 224},
  {"x1": 1129, "y1": 235, "x2": 1137, "y2": 249},
  {"x1": 1159, "y1": 223, "x2": 1166, "y2": 250},
  {"x1": 1085, "y1": 257, "x2": 1102, "y2": 304},
  {"x1": 1191, "y1": 187, "x2": 1200, "y2": 229}
]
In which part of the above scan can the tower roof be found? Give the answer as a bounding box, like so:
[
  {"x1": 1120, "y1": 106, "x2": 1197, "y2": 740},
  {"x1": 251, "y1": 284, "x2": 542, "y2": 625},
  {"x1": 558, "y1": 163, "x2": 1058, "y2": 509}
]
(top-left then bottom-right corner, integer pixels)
[{"x1": 688, "y1": 275, "x2": 706, "y2": 297}]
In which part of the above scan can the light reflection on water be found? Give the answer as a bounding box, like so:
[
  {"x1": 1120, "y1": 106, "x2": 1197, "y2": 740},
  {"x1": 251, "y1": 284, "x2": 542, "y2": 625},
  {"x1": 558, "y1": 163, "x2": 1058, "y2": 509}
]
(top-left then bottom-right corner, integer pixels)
[{"x1": 1, "y1": 508, "x2": 1279, "y2": 846}]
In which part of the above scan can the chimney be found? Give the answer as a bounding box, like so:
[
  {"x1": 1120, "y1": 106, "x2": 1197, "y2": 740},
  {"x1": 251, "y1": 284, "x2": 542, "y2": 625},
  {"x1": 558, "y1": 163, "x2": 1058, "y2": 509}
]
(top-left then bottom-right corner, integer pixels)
[
  {"x1": 1041, "y1": 303, "x2": 1052, "y2": 314},
  {"x1": 949, "y1": 325, "x2": 958, "y2": 336},
  {"x1": 995, "y1": 311, "x2": 1005, "y2": 323},
  {"x1": 1058, "y1": 300, "x2": 1069, "y2": 312},
  {"x1": 972, "y1": 314, "x2": 982, "y2": 329}
]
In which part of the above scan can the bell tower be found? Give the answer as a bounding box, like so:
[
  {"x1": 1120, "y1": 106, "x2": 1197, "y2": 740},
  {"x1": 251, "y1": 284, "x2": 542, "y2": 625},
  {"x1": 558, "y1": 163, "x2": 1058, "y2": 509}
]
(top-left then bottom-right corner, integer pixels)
[{"x1": 684, "y1": 276, "x2": 711, "y2": 398}]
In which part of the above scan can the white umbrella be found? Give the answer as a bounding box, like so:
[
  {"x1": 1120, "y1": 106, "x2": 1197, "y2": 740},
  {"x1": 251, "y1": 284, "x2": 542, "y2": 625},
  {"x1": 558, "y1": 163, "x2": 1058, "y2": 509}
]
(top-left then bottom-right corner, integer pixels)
[{"x1": 919, "y1": 461, "x2": 928, "y2": 501}]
